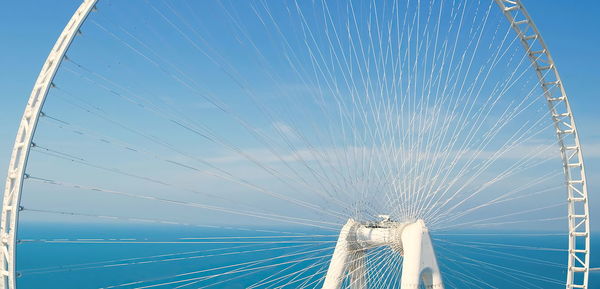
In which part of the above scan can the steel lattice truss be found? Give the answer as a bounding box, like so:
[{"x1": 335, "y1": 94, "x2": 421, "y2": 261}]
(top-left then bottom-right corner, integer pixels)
[
  {"x1": 495, "y1": 1, "x2": 591, "y2": 287},
  {"x1": 0, "y1": 1, "x2": 99, "y2": 288},
  {"x1": 0, "y1": 0, "x2": 590, "y2": 288}
]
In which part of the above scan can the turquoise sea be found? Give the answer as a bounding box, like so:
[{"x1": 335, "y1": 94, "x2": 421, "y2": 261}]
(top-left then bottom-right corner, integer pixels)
[{"x1": 14, "y1": 223, "x2": 600, "y2": 288}]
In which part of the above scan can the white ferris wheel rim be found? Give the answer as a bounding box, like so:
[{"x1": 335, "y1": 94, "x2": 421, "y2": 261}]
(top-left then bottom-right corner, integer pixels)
[{"x1": 0, "y1": 0, "x2": 590, "y2": 288}]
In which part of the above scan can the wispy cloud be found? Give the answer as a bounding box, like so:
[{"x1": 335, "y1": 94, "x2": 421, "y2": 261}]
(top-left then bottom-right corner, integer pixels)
[
  {"x1": 272, "y1": 121, "x2": 300, "y2": 141},
  {"x1": 204, "y1": 141, "x2": 571, "y2": 168}
]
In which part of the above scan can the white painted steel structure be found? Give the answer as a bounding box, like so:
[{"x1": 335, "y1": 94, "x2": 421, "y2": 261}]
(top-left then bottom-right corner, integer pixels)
[
  {"x1": 494, "y1": 1, "x2": 591, "y2": 287},
  {"x1": 319, "y1": 1, "x2": 592, "y2": 287},
  {"x1": 323, "y1": 218, "x2": 443, "y2": 289},
  {"x1": 0, "y1": 1, "x2": 98, "y2": 288},
  {"x1": 0, "y1": 0, "x2": 590, "y2": 288}
]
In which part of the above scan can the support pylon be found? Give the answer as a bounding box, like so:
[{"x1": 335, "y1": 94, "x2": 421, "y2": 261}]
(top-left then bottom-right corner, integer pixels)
[{"x1": 322, "y1": 218, "x2": 443, "y2": 289}]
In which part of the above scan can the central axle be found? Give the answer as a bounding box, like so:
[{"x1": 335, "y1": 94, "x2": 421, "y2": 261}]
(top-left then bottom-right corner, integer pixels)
[{"x1": 322, "y1": 217, "x2": 444, "y2": 289}]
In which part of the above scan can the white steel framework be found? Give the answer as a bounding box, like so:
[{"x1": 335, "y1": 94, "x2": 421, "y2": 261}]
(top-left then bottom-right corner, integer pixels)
[
  {"x1": 323, "y1": 218, "x2": 443, "y2": 289},
  {"x1": 0, "y1": 1, "x2": 98, "y2": 288},
  {"x1": 494, "y1": 1, "x2": 591, "y2": 288},
  {"x1": 318, "y1": 0, "x2": 591, "y2": 288},
  {"x1": 0, "y1": 0, "x2": 590, "y2": 288}
]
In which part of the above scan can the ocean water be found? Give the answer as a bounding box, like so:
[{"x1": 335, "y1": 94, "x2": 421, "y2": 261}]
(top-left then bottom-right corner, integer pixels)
[{"x1": 14, "y1": 223, "x2": 600, "y2": 288}]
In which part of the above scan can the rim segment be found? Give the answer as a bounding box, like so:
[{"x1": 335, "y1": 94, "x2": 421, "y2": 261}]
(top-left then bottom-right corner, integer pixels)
[
  {"x1": 0, "y1": 1, "x2": 590, "y2": 288},
  {"x1": 494, "y1": 1, "x2": 591, "y2": 287},
  {"x1": 0, "y1": 1, "x2": 98, "y2": 288}
]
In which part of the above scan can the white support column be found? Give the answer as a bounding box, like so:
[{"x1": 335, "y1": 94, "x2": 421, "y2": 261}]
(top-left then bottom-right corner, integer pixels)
[
  {"x1": 400, "y1": 220, "x2": 443, "y2": 289},
  {"x1": 323, "y1": 219, "x2": 443, "y2": 289},
  {"x1": 323, "y1": 219, "x2": 358, "y2": 289}
]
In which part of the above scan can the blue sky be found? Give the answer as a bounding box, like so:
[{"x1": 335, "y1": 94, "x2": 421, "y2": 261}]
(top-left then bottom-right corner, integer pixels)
[
  {"x1": 1, "y1": 3, "x2": 600, "y2": 289},
  {"x1": 2, "y1": 0, "x2": 598, "y2": 156},
  {"x1": 0, "y1": 0, "x2": 599, "y2": 232}
]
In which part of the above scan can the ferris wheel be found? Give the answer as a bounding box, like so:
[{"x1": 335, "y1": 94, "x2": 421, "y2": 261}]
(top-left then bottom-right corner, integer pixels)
[{"x1": 0, "y1": 0, "x2": 591, "y2": 288}]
